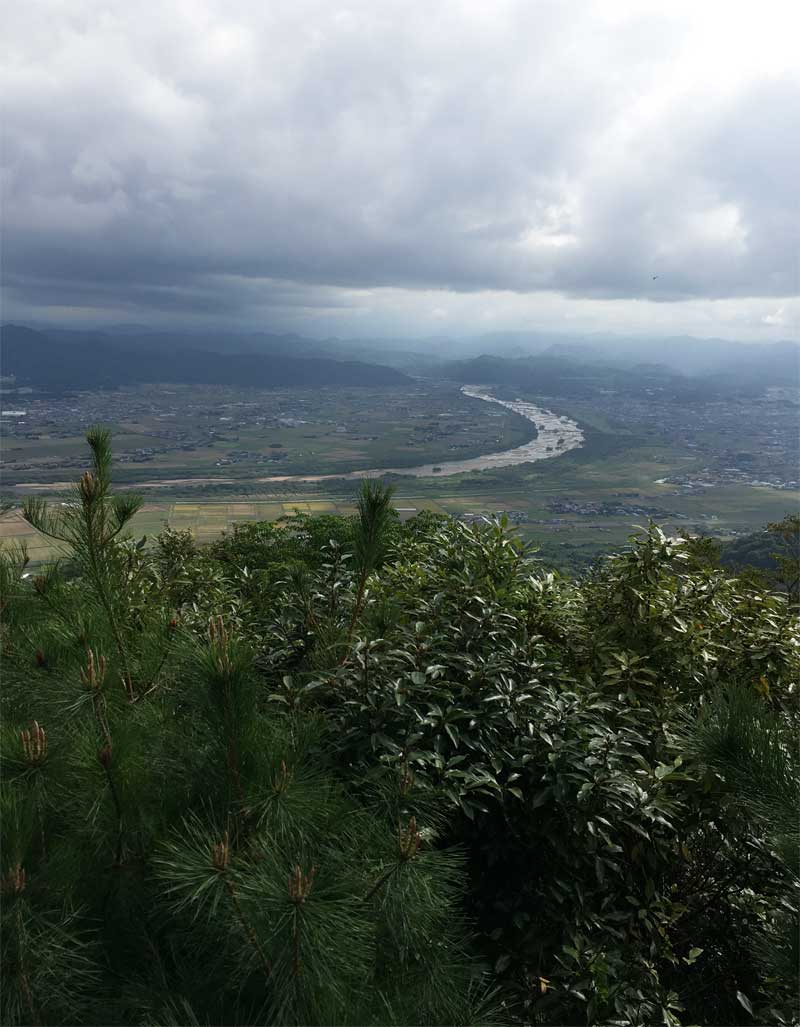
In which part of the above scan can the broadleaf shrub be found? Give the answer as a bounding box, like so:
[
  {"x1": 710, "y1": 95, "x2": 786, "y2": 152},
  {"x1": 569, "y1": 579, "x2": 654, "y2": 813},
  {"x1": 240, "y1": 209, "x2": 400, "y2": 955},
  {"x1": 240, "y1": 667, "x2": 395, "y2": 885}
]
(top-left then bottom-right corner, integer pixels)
[{"x1": 1, "y1": 434, "x2": 797, "y2": 1026}]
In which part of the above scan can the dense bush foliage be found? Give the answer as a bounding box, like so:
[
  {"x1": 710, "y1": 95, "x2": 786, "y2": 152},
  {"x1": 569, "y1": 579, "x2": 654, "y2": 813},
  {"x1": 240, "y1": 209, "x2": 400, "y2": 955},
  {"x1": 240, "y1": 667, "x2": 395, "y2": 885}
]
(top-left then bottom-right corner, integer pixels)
[{"x1": 1, "y1": 431, "x2": 798, "y2": 1026}]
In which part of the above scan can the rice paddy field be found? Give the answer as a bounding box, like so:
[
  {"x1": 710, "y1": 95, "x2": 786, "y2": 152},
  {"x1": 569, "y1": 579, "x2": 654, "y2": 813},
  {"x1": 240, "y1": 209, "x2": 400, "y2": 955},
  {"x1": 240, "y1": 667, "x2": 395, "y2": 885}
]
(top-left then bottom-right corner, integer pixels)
[
  {"x1": 2, "y1": 478, "x2": 796, "y2": 569},
  {"x1": 0, "y1": 496, "x2": 448, "y2": 563}
]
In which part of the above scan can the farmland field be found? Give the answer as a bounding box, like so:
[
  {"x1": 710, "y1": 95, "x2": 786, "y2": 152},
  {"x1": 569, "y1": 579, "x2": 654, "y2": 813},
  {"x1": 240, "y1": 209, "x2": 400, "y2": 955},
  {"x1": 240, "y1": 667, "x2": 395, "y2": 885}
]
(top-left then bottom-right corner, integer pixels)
[
  {"x1": 0, "y1": 381, "x2": 533, "y2": 486},
  {"x1": 2, "y1": 378, "x2": 797, "y2": 571},
  {"x1": 3, "y1": 476, "x2": 796, "y2": 571}
]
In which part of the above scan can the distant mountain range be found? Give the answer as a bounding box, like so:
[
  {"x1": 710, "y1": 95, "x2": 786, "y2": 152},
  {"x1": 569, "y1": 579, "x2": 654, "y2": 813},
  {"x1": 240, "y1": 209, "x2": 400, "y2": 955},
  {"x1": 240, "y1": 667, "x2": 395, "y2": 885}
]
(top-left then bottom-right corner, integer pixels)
[
  {"x1": 433, "y1": 352, "x2": 704, "y2": 399},
  {"x1": 2, "y1": 322, "x2": 797, "y2": 395},
  {"x1": 0, "y1": 325, "x2": 412, "y2": 389},
  {"x1": 449, "y1": 331, "x2": 800, "y2": 377},
  {"x1": 437, "y1": 334, "x2": 800, "y2": 398},
  {"x1": 31, "y1": 327, "x2": 445, "y2": 372}
]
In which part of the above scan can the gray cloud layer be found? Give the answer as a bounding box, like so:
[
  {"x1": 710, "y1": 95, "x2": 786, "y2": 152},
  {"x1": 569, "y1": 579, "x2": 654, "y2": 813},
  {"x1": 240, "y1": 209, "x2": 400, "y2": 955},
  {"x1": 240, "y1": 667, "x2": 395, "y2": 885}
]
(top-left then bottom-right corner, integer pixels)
[{"x1": 2, "y1": 0, "x2": 798, "y2": 337}]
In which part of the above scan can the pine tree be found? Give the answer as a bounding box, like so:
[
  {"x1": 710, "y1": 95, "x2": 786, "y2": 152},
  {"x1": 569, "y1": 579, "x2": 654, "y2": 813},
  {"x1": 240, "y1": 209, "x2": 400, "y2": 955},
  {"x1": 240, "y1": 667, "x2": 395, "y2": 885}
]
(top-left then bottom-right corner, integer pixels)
[
  {"x1": 1, "y1": 431, "x2": 499, "y2": 1026},
  {"x1": 346, "y1": 479, "x2": 396, "y2": 641},
  {"x1": 684, "y1": 684, "x2": 800, "y2": 1020},
  {"x1": 21, "y1": 426, "x2": 143, "y2": 694}
]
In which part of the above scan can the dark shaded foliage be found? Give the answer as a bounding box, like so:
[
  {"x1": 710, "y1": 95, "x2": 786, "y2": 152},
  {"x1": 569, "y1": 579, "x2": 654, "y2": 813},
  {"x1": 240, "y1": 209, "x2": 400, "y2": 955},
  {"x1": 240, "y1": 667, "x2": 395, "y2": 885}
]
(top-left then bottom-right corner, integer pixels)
[{"x1": 1, "y1": 433, "x2": 798, "y2": 1026}]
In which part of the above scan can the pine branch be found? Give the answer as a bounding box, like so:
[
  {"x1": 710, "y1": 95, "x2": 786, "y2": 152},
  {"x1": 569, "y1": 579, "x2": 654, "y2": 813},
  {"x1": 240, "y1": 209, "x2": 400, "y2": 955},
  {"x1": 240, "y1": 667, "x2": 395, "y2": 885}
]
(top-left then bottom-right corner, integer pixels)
[
  {"x1": 99, "y1": 747, "x2": 124, "y2": 867},
  {"x1": 14, "y1": 902, "x2": 40, "y2": 1027},
  {"x1": 344, "y1": 480, "x2": 395, "y2": 650},
  {"x1": 104, "y1": 494, "x2": 144, "y2": 543},
  {"x1": 21, "y1": 498, "x2": 70, "y2": 544},
  {"x1": 212, "y1": 833, "x2": 273, "y2": 980},
  {"x1": 685, "y1": 684, "x2": 800, "y2": 872}
]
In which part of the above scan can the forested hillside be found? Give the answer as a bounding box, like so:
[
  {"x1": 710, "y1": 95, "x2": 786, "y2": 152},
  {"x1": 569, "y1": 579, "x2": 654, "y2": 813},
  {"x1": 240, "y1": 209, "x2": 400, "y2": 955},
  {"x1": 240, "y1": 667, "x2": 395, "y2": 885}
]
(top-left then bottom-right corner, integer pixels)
[{"x1": 1, "y1": 431, "x2": 798, "y2": 1026}]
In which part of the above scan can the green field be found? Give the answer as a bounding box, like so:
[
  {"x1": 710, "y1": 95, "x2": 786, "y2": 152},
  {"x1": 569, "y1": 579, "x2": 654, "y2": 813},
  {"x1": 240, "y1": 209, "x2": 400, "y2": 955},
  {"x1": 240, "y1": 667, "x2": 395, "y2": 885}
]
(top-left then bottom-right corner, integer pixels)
[
  {"x1": 3, "y1": 380, "x2": 797, "y2": 570},
  {"x1": 3, "y1": 476, "x2": 796, "y2": 568},
  {"x1": 1, "y1": 381, "x2": 534, "y2": 486}
]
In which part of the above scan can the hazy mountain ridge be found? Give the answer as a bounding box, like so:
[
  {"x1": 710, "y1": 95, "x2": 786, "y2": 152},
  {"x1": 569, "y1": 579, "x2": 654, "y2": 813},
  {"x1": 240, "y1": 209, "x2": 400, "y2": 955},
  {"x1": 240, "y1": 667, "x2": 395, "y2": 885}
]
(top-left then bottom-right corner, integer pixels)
[
  {"x1": 0, "y1": 325, "x2": 412, "y2": 389},
  {"x1": 436, "y1": 340, "x2": 798, "y2": 397},
  {"x1": 2, "y1": 322, "x2": 796, "y2": 394},
  {"x1": 435, "y1": 353, "x2": 716, "y2": 400}
]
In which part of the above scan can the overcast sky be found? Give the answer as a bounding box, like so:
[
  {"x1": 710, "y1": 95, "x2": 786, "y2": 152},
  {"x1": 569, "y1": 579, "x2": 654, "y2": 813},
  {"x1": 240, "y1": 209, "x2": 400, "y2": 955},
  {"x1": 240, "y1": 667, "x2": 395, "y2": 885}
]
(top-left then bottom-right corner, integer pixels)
[{"x1": 2, "y1": 0, "x2": 798, "y2": 341}]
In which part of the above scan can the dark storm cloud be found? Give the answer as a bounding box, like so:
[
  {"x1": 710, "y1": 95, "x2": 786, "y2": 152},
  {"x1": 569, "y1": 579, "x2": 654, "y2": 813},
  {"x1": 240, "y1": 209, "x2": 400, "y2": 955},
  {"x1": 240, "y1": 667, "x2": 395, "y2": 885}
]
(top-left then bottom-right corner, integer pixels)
[{"x1": 2, "y1": 0, "x2": 798, "y2": 331}]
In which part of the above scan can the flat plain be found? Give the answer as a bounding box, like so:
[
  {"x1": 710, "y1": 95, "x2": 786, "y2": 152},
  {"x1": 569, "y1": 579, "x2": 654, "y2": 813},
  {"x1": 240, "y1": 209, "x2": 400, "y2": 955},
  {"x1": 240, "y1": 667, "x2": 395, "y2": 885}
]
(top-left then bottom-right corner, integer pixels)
[{"x1": 2, "y1": 378, "x2": 797, "y2": 570}]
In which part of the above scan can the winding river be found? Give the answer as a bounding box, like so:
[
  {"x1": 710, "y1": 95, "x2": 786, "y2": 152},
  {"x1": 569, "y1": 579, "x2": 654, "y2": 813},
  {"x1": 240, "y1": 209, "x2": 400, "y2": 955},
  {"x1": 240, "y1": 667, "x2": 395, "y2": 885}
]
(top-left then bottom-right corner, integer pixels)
[
  {"x1": 14, "y1": 386, "x2": 584, "y2": 490},
  {"x1": 166, "y1": 386, "x2": 583, "y2": 485},
  {"x1": 332, "y1": 385, "x2": 584, "y2": 480}
]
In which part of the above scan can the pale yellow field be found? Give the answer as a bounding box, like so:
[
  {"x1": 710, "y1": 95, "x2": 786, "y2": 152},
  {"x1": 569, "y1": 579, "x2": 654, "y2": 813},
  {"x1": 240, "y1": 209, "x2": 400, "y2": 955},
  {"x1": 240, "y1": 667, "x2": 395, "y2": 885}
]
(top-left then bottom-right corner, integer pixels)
[
  {"x1": 228, "y1": 503, "x2": 257, "y2": 516},
  {"x1": 0, "y1": 495, "x2": 463, "y2": 564},
  {"x1": 305, "y1": 501, "x2": 338, "y2": 512},
  {"x1": 0, "y1": 499, "x2": 357, "y2": 563}
]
